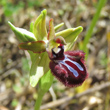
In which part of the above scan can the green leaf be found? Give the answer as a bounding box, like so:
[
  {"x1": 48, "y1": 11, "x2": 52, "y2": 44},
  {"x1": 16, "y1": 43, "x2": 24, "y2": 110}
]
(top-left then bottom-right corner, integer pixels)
[
  {"x1": 55, "y1": 26, "x2": 83, "y2": 51},
  {"x1": 54, "y1": 22, "x2": 64, "y2": 32},
  {"x1": 39, "y1": 70, "x2": 54, "y2": 94},
  {"x1": 28, "y1": 51, "x2": 36, "y2": 61},
  {"x1": 34, "y1": 70, "x2": 54, "y2": 110},
  {"x1": 33, "y1": 9, "x2": 47, "y2": 41},
  {"x1": 30, "y1": 52, "x2": 50, "y2": 87},
  {"x1": 34, "y1": 70, "x2": 54, "y2": 109},
  {"x1": 47, "y1": 18, "x2": 55, "y2": 40},
  {"x1": 19, "y1": 41, "x2": 46, "y2": 53},
  {"x1": 8, "y1": 21, "x2": 36, "y2": 42},
  {"x1": 82, "y1": 0, "x2": 107, "y2": 56}
]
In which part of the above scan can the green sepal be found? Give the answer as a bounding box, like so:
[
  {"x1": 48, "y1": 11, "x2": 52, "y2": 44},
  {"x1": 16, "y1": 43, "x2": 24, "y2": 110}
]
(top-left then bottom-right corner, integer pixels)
[
  {"x1": 30, "y1": 52, "x2": 50, "y2": 87},
  {"x1": 39, "y1": 70, "x2": 54, "y2": 94},
  {"x1": 19, "y1": 41, "x2": 46, "y2": 53},
  {"x1": 30, "y1": 22, "x2": 34, "y2": 33},
  {"x1": 54, "y1": 22, "x2": 64, "y2": 32},
  {"x1": 33, "y1": 9, "x2": 47, "y2": 41},
  {"x1": 8, "y1": 21, "x2": 36, "y2": 42},
  {"x1": 55, "y1": 26, "x2": 83, "y2": 51},
  {"x1": 47, "y1": 18, "x2": 55, "y2": 40}
]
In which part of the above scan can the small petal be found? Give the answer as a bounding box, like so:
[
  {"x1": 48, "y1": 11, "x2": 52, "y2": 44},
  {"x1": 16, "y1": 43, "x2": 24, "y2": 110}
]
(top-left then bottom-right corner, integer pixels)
[
  {"x1": 54, "y1": 22, "x2": 64, "y2": 32},
  {"x1": 47, "y1": 18, "x2": 55, "y2": 40},
  {"x1": 54, "y1": 36, "x2": 66, "y2": 45},
  {"x1": 19, "y1": 41, "x2": 46, "y2": 53}
]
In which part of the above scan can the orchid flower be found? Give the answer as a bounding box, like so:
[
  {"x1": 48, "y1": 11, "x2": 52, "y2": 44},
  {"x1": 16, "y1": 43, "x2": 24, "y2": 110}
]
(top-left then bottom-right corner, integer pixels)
[{"x1": 8, "y1": 9, "x2": 88, "y2": 88}]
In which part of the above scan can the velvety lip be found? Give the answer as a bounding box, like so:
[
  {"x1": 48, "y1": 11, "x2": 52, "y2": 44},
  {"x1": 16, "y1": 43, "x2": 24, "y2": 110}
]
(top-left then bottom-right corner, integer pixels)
[{"x1": 49, "y1": 45, "x2": 88, "y2": 87}]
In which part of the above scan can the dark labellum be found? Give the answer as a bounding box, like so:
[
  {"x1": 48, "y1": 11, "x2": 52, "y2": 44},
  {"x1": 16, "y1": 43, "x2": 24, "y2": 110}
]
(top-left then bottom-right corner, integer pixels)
[{"x1": 49, "y1": 46, "x2": 88, "y2": 87}]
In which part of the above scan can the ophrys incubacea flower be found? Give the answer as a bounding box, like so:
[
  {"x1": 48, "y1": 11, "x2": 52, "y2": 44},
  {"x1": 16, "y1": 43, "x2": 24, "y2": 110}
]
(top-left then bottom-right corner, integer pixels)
[{"x1": 8, "y1": 9, "x2": 88, "y2": 88}]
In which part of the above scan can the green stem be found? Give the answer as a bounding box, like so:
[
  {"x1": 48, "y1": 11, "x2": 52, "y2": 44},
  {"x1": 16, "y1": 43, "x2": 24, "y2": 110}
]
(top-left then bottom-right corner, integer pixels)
[
  {"x1": 83, "y1": 0, "x2": 107, "y2": 53},
  {"x1": 34, "y1": 70, "x2": 54, "y2": 110},
  {"x1": 34, "y1": 92, "x2": 44, "y2": 110}
]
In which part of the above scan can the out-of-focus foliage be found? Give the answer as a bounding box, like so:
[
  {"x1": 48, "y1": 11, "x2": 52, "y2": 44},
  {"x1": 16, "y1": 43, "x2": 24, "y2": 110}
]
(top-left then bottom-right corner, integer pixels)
[
  {"x1": 27, "y1": 0, "x2": 44, "y2": 7},
  {"x1": 0, "y1": 0, "x2": 44, "y2": 17},
  {"x1": 0, "y1": 0, "x2": 24, "y2": 17}
]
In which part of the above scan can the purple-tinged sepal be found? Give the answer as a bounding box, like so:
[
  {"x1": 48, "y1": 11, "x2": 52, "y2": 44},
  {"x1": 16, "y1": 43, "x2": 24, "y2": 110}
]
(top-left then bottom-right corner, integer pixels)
[
  {"x1": 19, "y1": 41, "x2": 46, "y2": 53},
  {"x1": 47, "y1": 18, "x2": 55, "y2": 40}
]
